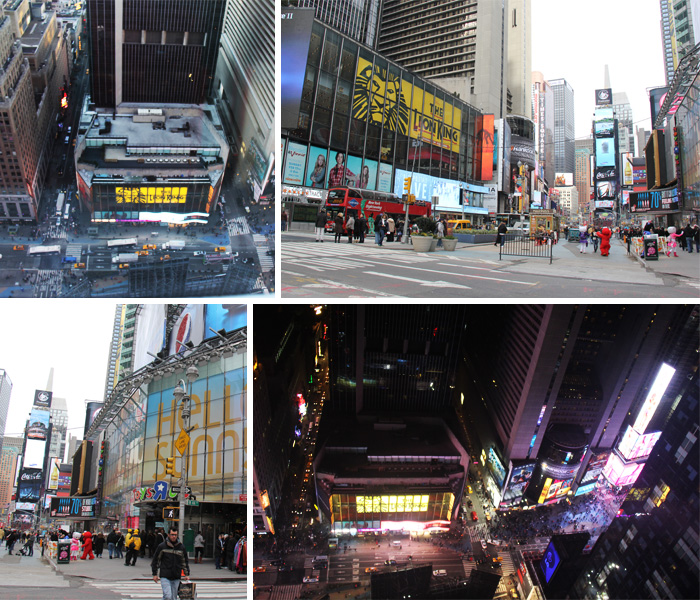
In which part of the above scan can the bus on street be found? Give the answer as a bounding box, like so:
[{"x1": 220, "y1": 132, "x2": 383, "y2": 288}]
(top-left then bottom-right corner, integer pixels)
[{"x1": 107, "y1": 238, "x2": 138, "y2": 248}]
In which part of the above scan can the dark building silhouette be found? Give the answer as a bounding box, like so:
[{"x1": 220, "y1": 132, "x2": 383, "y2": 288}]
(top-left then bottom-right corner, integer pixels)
[{"x1": 87, "y1": 0, "x2": 225, "y2": 107}]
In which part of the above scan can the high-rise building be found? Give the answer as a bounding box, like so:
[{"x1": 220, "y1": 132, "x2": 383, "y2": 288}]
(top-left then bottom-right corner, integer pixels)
[
  {"x1": 86, "y1": 0, "x2": 225, "y2": 107},
  {"x1": 48, "y1": 396, "x2": 69, "y2": 464},
  {"x1": 549, "y1": 78, "x2": 575, "y2": 175},
  {"x1": 213, "y1": 0, "x2": 274, "y2": 198},
  {"x1": 0, "y1": 1, "x2": 70, "y2": 224},
  {"x1": 554, "y1": 185, "x2": 578, "y2": 219},
  {"x1": 532, "y1": 72, "x2": 554, "y2": 187},
  {"x1": 377, "y1": 0, "x2": 509, "y2": 117},
  {"x1": 103, "y1": 304, "x2": 125, "y2": 400},
  {"x1": 293, "y1": 0, "x2": 382, "y2": 47},
  {"x1": 570, "y1": 364, "x2": 699, "y2": 599},
  {"x1": 659, "y1": 0, "x2": 698, "y2": 85},
  {"x1": 0, "y1": 436, "x2": 23, "y2": 516},
  {"x1": 0, "y1": 369, "x2": 13, "y2": 456},
  {"x1": 575, "y1": 138, "x2": 593, "y2": 217},
  {"x1": 507, "y1": 0, "x2": 533, "y2": 118}
]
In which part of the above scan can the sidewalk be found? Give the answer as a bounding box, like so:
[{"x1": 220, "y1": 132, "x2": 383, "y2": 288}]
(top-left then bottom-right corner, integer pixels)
[
  {"x1": 43, "y1": 552, "x2": 246, "y2": 582},
  {"x1": 0, "y1": 550, "x2": 70, "y2": 588},
  {"x1": 284, "y1": 231, "x2": 700, "y2": 287}
]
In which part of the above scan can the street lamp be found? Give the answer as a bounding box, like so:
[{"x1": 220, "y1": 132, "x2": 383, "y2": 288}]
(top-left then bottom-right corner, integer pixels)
[{"x1": 173, "y1": 365, "x2": 199, "y2": 543}]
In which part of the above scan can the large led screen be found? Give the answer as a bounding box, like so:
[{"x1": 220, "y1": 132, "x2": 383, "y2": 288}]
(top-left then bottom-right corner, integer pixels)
[
  {"x1": 540, "y1": 541, "x2": 561, "y2": 583},
  {"x1": 22, "y1": 439, "x2": 46, "y2": 469},
  {"x1": 27, "y1": 408, "x2": 50, "y2": 440},
  {"x1": 596, "y1": 139, "x2": 616, "y2": 167},
  {"x1": 281, "y1": 8, "x2": 315, "y2": 130},
  {"x1": 632, "y1": 363, "x2": 675, "y2": 433}
]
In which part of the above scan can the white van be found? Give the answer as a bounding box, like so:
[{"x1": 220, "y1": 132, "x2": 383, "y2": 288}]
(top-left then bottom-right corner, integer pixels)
[
  {"x1": 507, "y1": 221, "x2": 530, "y2": 235},
  {"x1": 392, "y1": 540, "x2": 402, "y2": 549}
]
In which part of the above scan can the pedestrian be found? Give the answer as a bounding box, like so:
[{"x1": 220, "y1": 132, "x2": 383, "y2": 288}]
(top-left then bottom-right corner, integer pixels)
[
  {"x1": 225, "y1": 533, "x2": 236, "y2": 570},
  {"x1": 494, "y1": 221, "x2": 507, "y2": 247},
  {"x1": 314, "y1": 209, "x2": 326, "y2": 242},
  {"x1": 214, "y1": 533, "x2": 225, "y2": 569},
  {"x1": 375, "y1": 213, "x2": 388, "y2": 246},
  {"x1": 81, "y1": 530, "x2": 95, "y2": 560},
  {"x1": 115, "y1": 529, "x2": 125, "y2": 559},
  {"x1": 94, "y1": 532, "x2": 105, "y2": 558},
  {"x1": 70, "y1": 533, "x2": 81, "y2": 561},
  {"x1": 578, "y1": 225, "x2": 589, "y2": 253},
  {"x1": 281, "y1": 210, "x2": 288, "y2": 232},
  {"x1": 151, "y1": 527, "x2": 190, "y2": 600},
  {"x1": 666, "y1": 226, "x2": 682, "y2": 257},
  {"x1": 591, "y1": 228, "x2": 599, "y2": 253},
  {"x1": 346, "y1": 214, "x2": 355, "y2": 244},
  {"x1": 194, "y1": 531, "x2": 205, "y2": 564},
  {"x1": 356, "y1": 213, "x2": 366, "y2": 244},
  {"x1": 126, "y1": 529, "x2": 142, "y2": 566},
  {"x1": 387, "y1": 217, "x2": 396, "y2": 242},
  {"x1": 107, "y1": 528, "x2": 118, "y2": 559},
  {"x1": 682, "y1": 223, "x2": 694, "y2": 253},
  {"x1": 334, "y1": 212, "x2": 344, "y2": 243}
]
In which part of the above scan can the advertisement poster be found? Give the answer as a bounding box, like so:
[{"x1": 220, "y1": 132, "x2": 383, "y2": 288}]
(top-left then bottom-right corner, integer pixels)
[
  {"x1": 554, "y1": 173, "x2": 573, "y2": 186},
  {"x1": 48, "y1": 457, "x2": 61, "y2": 490},
  {"x1": 22, "y1": 439, "x2": 46, "y2": 469},
  {"x1": 359, "y1": 158, "x2": 378, "y2": 190},
  {"x1": 306, "y1": 146, "x2": 328, "y2": 189},
  {"x1": 596, "y1": 139, "x2": 615, "y2": 167},
  {"x1": 326, "y1": 152, "x2": 358, "y2": 188},
  {"x1": 345, "y1": 155, "x2": 363, "y2": 187},
  {"x1": 33, "y1": 390, "x2": 52, "y2": 409},
  {"x1": 283, "y1": 142, "x2": 308, "y2": 185},
  {"x1": 27, "y1": 408, "x2": 50, "y2": 440},
  {"x1": 377, "y1": 163, "x2": 393, "y2": 193}
]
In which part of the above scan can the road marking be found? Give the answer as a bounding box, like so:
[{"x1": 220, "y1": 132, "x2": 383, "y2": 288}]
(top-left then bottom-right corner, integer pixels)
[
  {"x1": 363, "y1": 272, "x2": 472, "y2": 289},
  {"x1": 389, "y1": 264, "x2": 537, "y2": 285}
]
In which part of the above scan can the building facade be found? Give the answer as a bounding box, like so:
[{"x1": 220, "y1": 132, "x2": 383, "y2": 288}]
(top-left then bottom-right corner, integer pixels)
[
  {"x1": 575, "y1": 138, "x2": 593, "y2": 220},
  {"x1": 549, "y1": 78, "x2": 575, "y2": 176},
  {"x1": 659, "y1": 0, "x2": 698, "y2": 85},
  {"x1": 86, "y1": 0, "x2": 225, "y2": 108},
  {"x1": 48, "y1": 396, "x2": 69, "y2": 464},
  {"x1": 506, "y1": 0, "x2": 532, "y2": 119},
  {"x1": 294, "y1": 0, "x2": 381, "y2": 48},
  {"x1": 0, "y1": 369, "x2": 13, "y2": 457},
  {"x1": 532, "y1": 72, "x2": 554, "y2": 189},
  {"x1": 0, "y1": 436, "x2": 22, "y2": 520}
]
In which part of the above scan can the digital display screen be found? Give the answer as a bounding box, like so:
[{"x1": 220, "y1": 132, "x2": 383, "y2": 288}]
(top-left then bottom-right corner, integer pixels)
[
  {"x1": 540, "y1": 541, "x2": 561, "y2": 583},
  {"x1": 596, "y1": 139, "x2": 615, "y2": 167}
]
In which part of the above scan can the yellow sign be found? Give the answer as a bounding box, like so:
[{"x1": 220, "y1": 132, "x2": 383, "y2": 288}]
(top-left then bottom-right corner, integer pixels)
[
  {"x1": 174, "y1": 429, "x2": 190, "y2": 456},
  {"x1": 115, "y1": 186, "x2": 188, "y2": 204},
  {"x1": 352, "y1": 57, "x2": 461, "y2": 153}
]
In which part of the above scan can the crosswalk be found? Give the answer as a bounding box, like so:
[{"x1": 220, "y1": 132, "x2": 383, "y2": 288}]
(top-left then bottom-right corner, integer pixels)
[
  {"x1": 46, "y1": 222, "x2": 67, "y2": 240},
  {"x1": 64, "y1": 243, "x2": 83, "y2": 261},
  {"x1": 253, "y1": 234, "x2": 273, "y2": 272},
  {"x1": 33, "y1": 269, "x2": 63, "y2": 297},
  {"x1": 227, "y1": 216, "x2": 251, "y2": 237},
  {"x1": 270, "y1": 584, "x2": 302, "y2": 600},
  {"x1": 89, "y1": 580, "x2": 247, "y2": 599}
]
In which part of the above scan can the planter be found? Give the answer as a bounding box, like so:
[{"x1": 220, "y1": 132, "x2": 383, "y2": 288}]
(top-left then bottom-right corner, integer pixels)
[
  {"x1": 412, "y1": 236, "x2": 433, "y2": 252},
  {"x1": 442, "y1": 238, "x2": 458, "y2": 251},
  {"x1": 455, "y1": 233, "x2": 497, "y2": 244},
  {"x1": 429, "y1": 238, "x2": 438, "y2": 252}
]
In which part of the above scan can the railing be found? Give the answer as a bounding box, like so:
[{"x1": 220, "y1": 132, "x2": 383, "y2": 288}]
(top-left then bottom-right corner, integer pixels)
[{"x1": 499, "y1": 234, "x2": 553, "y2": 264}]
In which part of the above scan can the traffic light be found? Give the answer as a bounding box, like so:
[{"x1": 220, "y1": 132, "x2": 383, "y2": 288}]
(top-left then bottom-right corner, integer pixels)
[
  {"x1": 165, "y1": 457, "x2": 175, "y2": 476},
  {"x1": 163, "y1": 506, "x2": 180, "y2": 520},
  {"x1": 403, "y1": 177, "x2": 412, "y2": 193}
]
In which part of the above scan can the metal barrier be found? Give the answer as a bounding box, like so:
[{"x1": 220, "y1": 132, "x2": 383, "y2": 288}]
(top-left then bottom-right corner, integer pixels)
[{"x1": 499, "y1": 234, "x2": 553, "y2": 264}]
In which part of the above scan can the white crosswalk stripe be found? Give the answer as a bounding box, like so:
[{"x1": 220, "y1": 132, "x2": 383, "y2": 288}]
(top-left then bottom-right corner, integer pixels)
[
  {"x1": 65, "y1": 243, "x2": 83, "y2": 259},
  {"x1": 252, "y1": 234, "x2": 273, "y2": 272},
  {"x1": 270, "y1": 583, "x2": 302, "y2": 600},
  {"x1": 226, "y1": 216, "x2": 251, "y2": 237},
  {"x1": 89, "y1": 580, "x2": 247, "y2": 599},
  {"x1": 33, "y1": 269, "x2": 63, "y2": 298}
]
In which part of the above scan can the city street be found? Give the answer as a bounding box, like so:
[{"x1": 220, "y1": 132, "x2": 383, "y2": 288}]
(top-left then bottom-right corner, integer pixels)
[{"x1": 281, "y1": 231, "x2": 700, "y2": 298}]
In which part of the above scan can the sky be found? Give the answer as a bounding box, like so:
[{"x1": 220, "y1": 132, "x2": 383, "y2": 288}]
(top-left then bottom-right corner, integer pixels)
[
  {"x1": 0, "y1": 302, "x2": 116, "y2": 450},
  {"x1": 531, "y1": 0, "x2": 666, "y2": 142}
]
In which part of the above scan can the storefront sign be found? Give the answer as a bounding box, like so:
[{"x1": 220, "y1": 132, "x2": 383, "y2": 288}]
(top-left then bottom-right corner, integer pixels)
[
  {"x1": 630, "y1": 188, "x2": 679, "y2": 212},
  {"x1": 132, "y1": 480, "x2": 179, "y2": 502},
  {"x1": 50, "y1": 496, "x2": 96, "y2": 518}
]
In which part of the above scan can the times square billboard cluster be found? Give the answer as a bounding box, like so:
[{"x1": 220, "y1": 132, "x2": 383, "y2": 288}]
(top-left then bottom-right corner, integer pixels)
[
  {"x1": 592, "y1": 88, "x2": 620, "y2": 219},
  {"x1": 491, "y1": 363, "x2": 674, "y2": 511}
]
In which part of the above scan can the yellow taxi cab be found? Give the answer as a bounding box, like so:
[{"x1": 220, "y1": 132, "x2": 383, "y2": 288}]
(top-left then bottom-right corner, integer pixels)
[
  {"x1": 160, "y1": 254, "x2": 171, "y2": 261},
  {"x1": 214, "y1": 246, "x2": 226, "y2": 252},
  {"x1": 12, "y1": 245, "x2": 26, "y2": 250},
  {"x1": 118, "y1": 263, "x2": 130, "y2": 269},
  {"x1": 136, "y1": 250, "x2": 149, "y2": 256},
  {"x1": 143, "y1": 244, "x2": 156, "y2": 250},
  {"x1": 447, "y1": 219, "x2": 472, "y2": 234},
  {"x1": 73, "y1": 262, "x2": 86, "y2": 269}
]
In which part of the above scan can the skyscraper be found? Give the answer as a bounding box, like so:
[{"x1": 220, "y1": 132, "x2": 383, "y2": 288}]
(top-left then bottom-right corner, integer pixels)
[
  {"x1": 48, "y1": 396, "x2": 69, "y2": 464},
  {"x1": 293, "y1": 0, "x2": 382, "y2": 47},
  {"x1": 575, "y1": 138, "x2": 593, "y2": 217},
  {"x1": 87, "y1": 0, "x2": 225, "y2": 107},
  {"x1": 0, "y1": 436, "x2": 23, "y2": 516},
  {"x1": 659, "y1": 0, "x2": 698, "y2": 85},
  {"x1": 549, "y1": 78, "x2": 575, "y2": 175},
  {"x1": 507, "y1": 0, "x2": 533, "y2": 118},
  {"x1": 377, "y1": 0, "x2": 509, "y2": 117},
  {"x1": 532, "y1": 72, "x2": 554, "y2": 187},
  {"x1": 0, "y1": 369, "x2": 12, "y2": 456}
]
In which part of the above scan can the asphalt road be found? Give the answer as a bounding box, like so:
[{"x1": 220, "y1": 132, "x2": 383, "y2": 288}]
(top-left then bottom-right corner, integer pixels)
[{"x1": 281, "y1": 231, "x2": 700, "y2": 298}]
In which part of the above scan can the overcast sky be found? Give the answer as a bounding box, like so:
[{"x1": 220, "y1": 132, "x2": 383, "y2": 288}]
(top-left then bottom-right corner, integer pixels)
[
  {"x1": 0, "y1": 302, "x2": 115, "y2": 447},
  {"x1": 532, "y1": 0, "x2": 666, "y2": 141}
]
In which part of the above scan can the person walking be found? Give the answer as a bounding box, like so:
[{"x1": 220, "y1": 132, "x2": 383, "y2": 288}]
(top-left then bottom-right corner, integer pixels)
[
  {"x1": 151, "y1": 527, "x2": 190, "y2": 600},
  {"x1": 126, "y1": 529, "x2": 142, "y2": 566},
  {"x1": 194, "y1": 531, "x2": 205, "y2": 564},
  {"x1": 683, "y1": 223, "x2": 694, "y2": 253},
  {"x1": 107, "y1": 528, "x2": 118, "y2": 559},
  {"x1": 334, "y1": 213, "x2": 344, "y2": 243},
  {"x1": 494, "y1": 221, "x2": 507, "y2": 247},
  {"x1": 214, "y1": 533, "x2": 225, "y2": 569},
  {"x1": 387, "y1": 217, "x2": 396, "y2": 242},
  {"x1": 375, "y1": 213, "x2": 388, "y2": 246},
  {"x1": 314, "y1": 209, "x2": 326, "y2": 242},
  {"x1": 356, "y1": 214, "x2": 366, "y2": 244},
  {"x1": 94, "y1": 532, "x2": 105, "y2": 558},
  {"x1": 115, "y1": 529, "x2": 125, "y2": 559},
  {"x1": 346, "y1": 215, "x2": 355, "y2": 244}
]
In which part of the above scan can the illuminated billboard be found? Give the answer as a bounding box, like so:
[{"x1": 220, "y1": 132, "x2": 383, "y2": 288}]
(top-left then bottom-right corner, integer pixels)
[
  {"x1": 33, "y1": 390, "x2": 52, "y2": 409},
  {"x1": 27, "y1": 408, "x2": 50, "y2": 440},
  {"x1": 554, "y1": 173, "x2": 573, "y2": 186},
  {"x1": 115, "y1": 187, "x2": 188, "y2": 204},
  {"x1": 618, "y1": 426, "x2": 662, "y2": 461},
  {"x1": 48, "y1": 457, "x2": 61, "y2": 491},
  {"x1": 22, "y1": 439, "x2": 46, "y2": 469},
  {"x1": 281, "y1": 8, "x2": 315, "y2": 130},
  {"x1": 595, "y1": 138, "x2": 615, "y2": 167},
  {"x1": 168, "y1": 305, "x2": 206, "y2": 355},
  {"x1": 540, "y1": 541, "x2": 561, "y2": 583},
  {"x1": 632, "y1": 363, "x2": 675, "y2": 433},
  {"x1": 352, "y1": 57, "x2": 461, "y2": 153},
  {"x1": 475, "y1": 114, "x2": 495, "y2": 181},
  {"x1": 204, "y1": 305, "x2": 246, "y2": 339},
  {"x1": 603, "y1": 453, "x2": 644, "y2": 487},
  {"x1": 357, "y1": 495, "x2": 430, "y2": 513}
]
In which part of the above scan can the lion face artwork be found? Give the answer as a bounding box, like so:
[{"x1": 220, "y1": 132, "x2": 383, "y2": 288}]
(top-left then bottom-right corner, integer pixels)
[{"x1": 352, "y1": 61, "x2": 409, "y2": 135}]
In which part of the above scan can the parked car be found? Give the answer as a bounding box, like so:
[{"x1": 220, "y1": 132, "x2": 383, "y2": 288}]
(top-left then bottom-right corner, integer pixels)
[
  {"x1": 253, "y1": 566, "x2": 266, "y2": 573},
  {"x1": 302, "y1": 576, "x2": 318, "y2": 583}
]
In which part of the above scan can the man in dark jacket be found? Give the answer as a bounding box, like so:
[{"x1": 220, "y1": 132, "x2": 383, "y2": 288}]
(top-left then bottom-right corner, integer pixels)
[
  {"x1": 106, "y1": 529, "x2": 118, "y2": 559},
  {"x1": 224, "y1": 533, "x2": 236, "y2": 570},
  {"x1": 214, "y1": 533, "x2": 225, "y2": 569},
  {"x1": 494, "y1": 221, "x2": 508, "y2": 247},
  {"x1": 314, "y1": 209, "x2": 327, "y2": 242},
  {"x1": 151, "y1": 527, "x2": 190, "y2": 600}
]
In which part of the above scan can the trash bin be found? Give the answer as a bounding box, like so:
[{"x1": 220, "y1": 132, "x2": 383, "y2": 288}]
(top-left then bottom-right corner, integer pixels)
[{"x1": 57, "y1": 539, "x2": 71, "y2": 564}]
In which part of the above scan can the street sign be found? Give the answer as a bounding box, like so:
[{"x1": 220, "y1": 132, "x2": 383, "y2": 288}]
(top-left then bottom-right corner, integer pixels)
[
  {"x1": 170, "y1": 486, "x2": 191, "y2": 495},
  {"x1": 186, "y1": 500, "x2": 199, "y2": 506},
  {"x1": 163, "y1": 507, "x2": 180, "y2": 520},
  {"x1": 174, "y1": 429, "x2": 190, "y2": 455}
]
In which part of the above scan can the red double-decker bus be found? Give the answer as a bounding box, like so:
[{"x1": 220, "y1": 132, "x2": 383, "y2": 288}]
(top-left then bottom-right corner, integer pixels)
[{"x1": 324, "y1": 187, "x2": 432, "y2": 232}]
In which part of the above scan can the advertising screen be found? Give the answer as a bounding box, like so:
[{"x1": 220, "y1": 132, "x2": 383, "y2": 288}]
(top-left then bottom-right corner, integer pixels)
[
  {"x1": 596, "y1": 139, "x2": 616, "y2": 167},
  {"x1": 393, "y1": 167, "x2": 489, "y2": 212},
  {"x1": 50, "y1": 496, "x2": 96, "y2": 518},
  {"x1": 595, "y1": 120, "x2": 615, "y2": 137},
  {"x1": 305, "y1": 146, "x2": 328, "y2": 189},
  {"x1": 48, "y1": 457, "x2": 61, "y2": 490},
  {"x1": 633, "y1": 363, "x2": 675, "y2": 433},
  {"x1": 346, "y1": 155, "x2": 363, "y2": 187},
  {"x1": 132, "y1": 304, "x2": 167, "y2": 372},
  {"x1": 596, "y1": 180, "x2": 617, "y2": 199},
  {"x1": 33, "y1": 390, "x2": 52, "y2": 409},
  {"x1": 204, "y1": 304, "x2": 246, "y2": 337},
  {"x1": 84, "y1": 402, "x2": 104, "y2": 436},
  {"x1": 22, "y1": 439, "x2": 46, "y2": 469},
  {"x1": 18, "y1": 479, "x2": 41, "y2": 503},
  {"x1": 595, "y1": 88, "x2": 613, "y2": 106},
  {"x1": 603, "y1": 453, "x2": 644, "y2": 487},
  {"x1": 377, "y1": 163, "x2": 393, "y2": 192},
  {"x1": 283, "y1": 141, "x2": 308, "y2": 186},
  {"x1": 649, "y1": 87, "x2": 669, "y2": 125},
  {"x1": 554, "y1": 173, "x2": 573, "y2": 186},
  {"x1": 594, "y1": 107, "x2": 614, "y2": 123},
  {"x1": 281, "y1": 8, "x2": 315, "y2": 129},
  {"x1": 475, "y1": 114, "x2": 495, "y2": 181},
  {"x1": 359, "y1": 158, "x2": 379, "y2": 191},
  {"x1": 27, "y1": 408, "x2": 50, "y2": 440},
  {"x1": 618, "y1": 426, "x2": 662, "y2": 461},
  {"x1": 540, "y1": 541, "x2": 561, "y2": 583},
  {"x1": 168, "y1": 305, "x2": 205, "y2": 355}
]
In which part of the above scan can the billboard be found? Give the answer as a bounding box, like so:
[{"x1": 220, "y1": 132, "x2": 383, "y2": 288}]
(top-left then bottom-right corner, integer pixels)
[
  {"x1": 595, "y1": 138, "x2": 615, "y2": 167},
  {"x1": 33, "y1": 390, "x2": 52, "y2": 409},
  {"x1": 204, "y1": 305, "x2": 246, "y2": 338},
  {"x1": 17, "y1": 469, "x2": 42, "y2": 503},
  {"x1": 84, "y1": 402, "x2": 103, "y2": 436},
  {"x1": 22, "y1": 439, "x2": 46, "y2": 469},
  {"x1": 280, "y1": 8, "x2": 315, "y2": 129},
  {"x1": 595, "y1": 88, "x2": 613, "y2": 106},
  {"x1": 630, "y1": 188, "x2": 679, "y2": 213},
  {"x1": 169, "y1": 305, "x2": 206, "y2": 355},
  {"x1": 649, "y1": 86, "x2": 669, "y2": 125},
  {"x1": 27, "y1": 408, "x2": 50, "y2": 440},
  {"x1": 283, "y1": 141, "x2": 307, "y2": 185},
  {"x1": 632, "y1": 363, "x2": 675, "y2": 433},
  {"x1": 618, "y1": 426, "x2": 662, "y2": 461},
  {"x1": 50, "y1": 496, "x2": 96, "y2": 518},
  {"x1": 554, "y1": 173, "x2": 573, "y2": 186},
  {"x1": 596, "y1": 180, "x2": 617, "y2": 199},
  {"x1": 48, "y1": 457, "x2": 61, "y2": 490},
  {"x1": 352, "y1": 57, "x2": 461, "y2": 153},
  {"x1": 393, "y1": 167, "x2": 489, "y2": 212},
  {"x1": 475, "y1": 114, "x2": 495, "y2": 181},
  {"x1": 132, "y1": 304, "x2": 167, "y2": 372},
  {"x1": 305, "y1": 146, "x2": 328, "y2": 189},
  {"x1": 603, "y1": 453, "x2": 644, "y2": 487},
  {"x1": 540, "y1": 541, "x2": 562, "y2": 583}
]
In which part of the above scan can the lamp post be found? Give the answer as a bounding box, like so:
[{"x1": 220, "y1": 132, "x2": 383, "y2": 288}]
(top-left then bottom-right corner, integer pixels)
[{"x1": 173, "y1": 365, "x2": 198, "y2": 543}]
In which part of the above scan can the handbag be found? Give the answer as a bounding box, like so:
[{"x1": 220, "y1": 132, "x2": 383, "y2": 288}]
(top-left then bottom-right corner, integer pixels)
[{"x1": 178, "y1": 581, "x2": 197, "y2": 599}]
